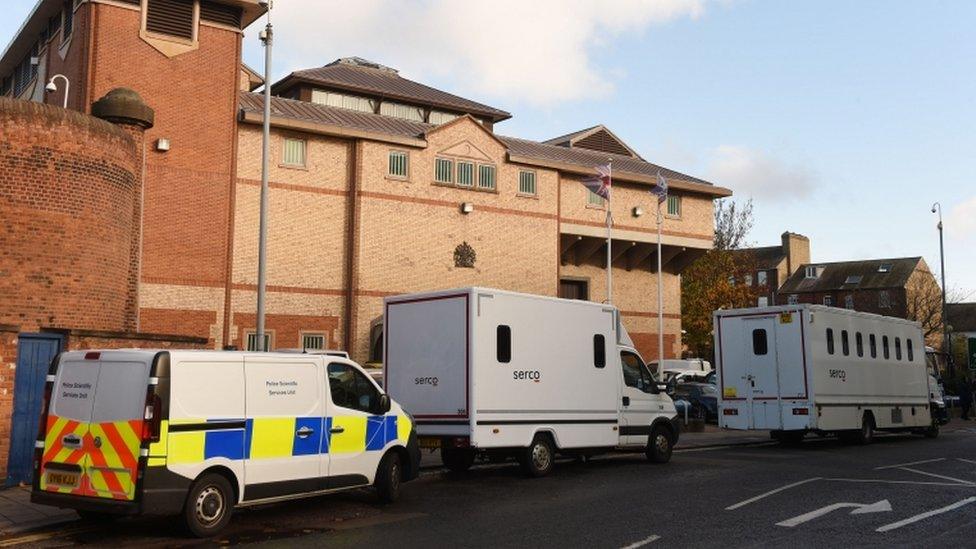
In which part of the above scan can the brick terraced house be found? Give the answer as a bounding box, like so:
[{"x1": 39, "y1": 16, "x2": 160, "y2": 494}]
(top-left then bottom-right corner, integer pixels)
[{"x1": 1, "y1": 0, "x2": 732, "y2": 476}]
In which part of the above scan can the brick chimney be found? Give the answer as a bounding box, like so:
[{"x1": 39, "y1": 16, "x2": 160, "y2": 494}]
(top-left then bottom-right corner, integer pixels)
[{"x1": 782, "y1": 232, "x2": 810, "y2": 278}]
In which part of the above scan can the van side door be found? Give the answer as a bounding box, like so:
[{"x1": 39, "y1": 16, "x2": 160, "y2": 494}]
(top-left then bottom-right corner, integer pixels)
[
  {"x1": 618, "y1": 351, "x2": 663, "y2": 447},
  {"x1": 324, "y1": 362, "x2": 390, "y2": 487},
  {"x1": 242, "y1": 356, "x2": 323, "y2": 500}
]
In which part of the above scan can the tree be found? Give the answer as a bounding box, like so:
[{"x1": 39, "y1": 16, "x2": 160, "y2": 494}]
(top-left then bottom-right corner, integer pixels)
[
  {"x1": 681, "y1": 199, "x2": 759, "y2": 360},
  {"x1": 902, "y1": 278, "x2": 971, "y2": 349}
]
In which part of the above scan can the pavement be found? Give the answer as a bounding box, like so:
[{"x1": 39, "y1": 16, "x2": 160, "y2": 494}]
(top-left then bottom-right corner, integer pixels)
[{"x1": 3, "y1": 419, "x2": 975, "y2": 546}]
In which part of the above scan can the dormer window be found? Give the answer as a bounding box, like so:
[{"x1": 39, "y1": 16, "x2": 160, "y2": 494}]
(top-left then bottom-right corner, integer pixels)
[
  {"x1": 878, "y1": 263, "x2": 892, "y2": 273},
  {"x1": 429, "y1": 110, "x2": 459, "y2": 125},
  {"x1": 311, "y1": 90, "x2": 375, "y2": 114},
  {"x1": 804, "y1": 266, "x2": 820, "y2": 279},
  {"x1": 844, "y1": 275, "x2": 863, "y2": 285},
  {"x1": 379, "y1": 101, "x2": 424, "y2": 122}
]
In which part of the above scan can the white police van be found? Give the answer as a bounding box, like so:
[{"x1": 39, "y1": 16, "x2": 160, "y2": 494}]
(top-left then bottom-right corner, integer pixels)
[{"x1": 31, "y1": 350, "x2": 420, "y2": 537}]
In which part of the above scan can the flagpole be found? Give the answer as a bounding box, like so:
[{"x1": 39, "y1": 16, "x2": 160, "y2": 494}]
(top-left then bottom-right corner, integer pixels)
[
  {"x1": 656, "y1": 181, "x2": 664, "y2": 366},
  {"x1": 606, "y1": 159, "x2": 613, "y2": 305}
]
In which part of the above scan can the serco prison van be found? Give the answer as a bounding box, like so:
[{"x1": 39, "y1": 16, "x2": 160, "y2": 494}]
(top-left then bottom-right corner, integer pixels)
[
  {"x1": 31, "y1": 350, "x2": 421, "y2": 536},
  {"x1": 715, "y1": 305, "x2": 945, "y2": 444},
  {"x1": 384, "y1": 288, "x2": 680, "y2": 477}
]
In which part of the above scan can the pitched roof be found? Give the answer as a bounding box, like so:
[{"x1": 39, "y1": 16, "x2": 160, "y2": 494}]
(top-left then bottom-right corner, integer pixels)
[
  {"x1": 779, "y1": 257, "x2": 922, "y2": 294},
  {"x1": 543, "y1": 125, "x2": 643, "y2": 159},
  {"x1": 733, "y1": 245, "x2": 786, "y2": 271},
  {"x1": 271, "y1": 58, "x2": 511, "y2": 123},
  {"x1": 947, "y1": 303, "x2": 976, "y2": 333},
  {"x1": 239, "y1": 92, "x2": 730, "y2": 196}
]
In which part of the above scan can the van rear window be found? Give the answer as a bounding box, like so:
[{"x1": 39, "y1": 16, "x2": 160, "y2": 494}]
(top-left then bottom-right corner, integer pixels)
[
  {"x1": 752, "y1": 329, "x2": 768, "y2": 355},
  {"x1": 594, "y1": 334, "x2": 606, "y2": 368},
  {"x1": 826, "y1": 328, "x2": 835, "y2": 355},
  {"x1": 496, "y1": 325, "x2": 512, "y2": 363}
]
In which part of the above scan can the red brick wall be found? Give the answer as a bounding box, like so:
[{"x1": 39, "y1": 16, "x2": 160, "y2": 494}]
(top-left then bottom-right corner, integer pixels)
[
  {"x1": 140, "y1": 308, "x2": 217, "y2": 342},
  {"x1": 631, "y1": 332, "x2": 678, "y2": 363},
  {"x1": 0, "y1": 97, "x2": 141, "y2": 332},
  {"x1": 231, "y1": 313, "x2": 341, "y2": 351},
  {"x1": 40, "y1": 3, "x2": 94, "y2": 112},
  {"x1": 0, "y1": 329, "x2": 18, "y2": 478}
]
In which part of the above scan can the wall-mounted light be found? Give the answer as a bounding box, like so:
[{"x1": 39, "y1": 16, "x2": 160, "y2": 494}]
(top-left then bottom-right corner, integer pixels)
[
  {"x1": 156, "y1": 138, "x2": 171, "y2": 152},
  {"x1": 633, "y1": 206, "x2": 644, "y2": 218},
  {"x1": 461, "y1": 202, "x2": 474, "y2": 214}
]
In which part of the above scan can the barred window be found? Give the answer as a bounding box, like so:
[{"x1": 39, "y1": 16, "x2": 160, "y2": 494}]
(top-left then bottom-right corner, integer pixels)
[
  {"x1": 379, "y1": 101, "x2": 424, "y2": 122},
  {"x1": 246, "y1": 332, "x2": 272, "y2": 352},
  {"x1": 428, "y1": 110, "x2": 458, "y2": 125},
  {"x1": 435, "y1": 158, "x2": 453, "y2": 183},
  {"x1": 301, "y1": 333, "x2": 326, "y2": 351},
  {"x1": 281, "y1": 138, "x2": 306, "y2": 167},
  {"x1": 457, "y1": 161, "x2": 474, "y2": 187},
  {"x1": 478, "y1": 165, "x2": 496, "y2": 190},
  {"x1": 389, "y1": 150, "x2": 408, "y2": 178},
  {"x1": 667, "y1": 194, "x2": 681, "y2": 217},
  {"x1": 519, "y1": 170, "x2": 537, "y2": 195}
]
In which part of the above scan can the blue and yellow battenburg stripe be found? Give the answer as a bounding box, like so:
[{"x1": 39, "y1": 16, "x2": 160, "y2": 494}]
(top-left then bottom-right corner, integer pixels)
[{"x1": 156, "y1": 414, "x2": 411, "y2": 466}]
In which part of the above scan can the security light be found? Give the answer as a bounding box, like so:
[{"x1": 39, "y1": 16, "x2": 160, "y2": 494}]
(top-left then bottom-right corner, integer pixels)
[
  {"x1": 461, "y1": 202, "x2": 474, "y2": 214},
  {"x1": 45, "y1": 81, "x2": 57, "y2": 93}
]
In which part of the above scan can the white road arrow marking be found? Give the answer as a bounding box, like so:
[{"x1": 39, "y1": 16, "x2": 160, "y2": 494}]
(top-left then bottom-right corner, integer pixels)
[
  {"x1": 776, "y1": 500, "x2": 891, "y2": 528},
  {"x1": 876, "y1": 497, "x2": 976, "y2": 533},
  {"x1": 619, "y1": 534, "x2": 661, "y2": 548}
]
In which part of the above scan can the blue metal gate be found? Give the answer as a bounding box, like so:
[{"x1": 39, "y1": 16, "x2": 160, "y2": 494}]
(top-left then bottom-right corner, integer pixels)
[{"x1": 7, "y1": 334, "x2": 63, "y2": 485}]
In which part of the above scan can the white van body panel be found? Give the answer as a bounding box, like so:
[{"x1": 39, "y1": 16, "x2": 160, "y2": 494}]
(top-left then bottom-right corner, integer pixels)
[
  {"x1": 715, "y1": 305, "x2": 932, "y2": 433},
  {"x1": 385, "y1": 288, "x2": 677, "y2": 452}
]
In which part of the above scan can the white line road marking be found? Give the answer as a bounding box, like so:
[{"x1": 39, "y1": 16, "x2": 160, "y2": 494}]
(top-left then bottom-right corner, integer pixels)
[
  {"x1": 725, "y1": 478, "x2": 822, "y2": 511},
  {"x1": 823, "y1": 477, "x2": 975, "y2": 487},
  {"x1": 956, "y1": 458, "x2": 976, "y2": 465},
  {"x1": 876, "y1": 497, "x2": 976, "y2": 533},
  {"x1": 620, "y1": 534, "x2": 661, "y2": 548},
  {"x1": 874, "y1": 458, "x2": 945, "y2": 470},
  {"x1": 899, "y1": 467, "x2": 976, "y2": 486},
  {"x1": 776, "y1": 500, "x2": 891, "y2": 528}
]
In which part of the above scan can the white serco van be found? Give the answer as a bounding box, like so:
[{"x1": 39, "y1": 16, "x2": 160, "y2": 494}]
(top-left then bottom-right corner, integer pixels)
[
  {"x1": 715, "y1": 305, "x2": 942, "y2": 443},
  {"x1": 384, "y1": 288, "x2": 679, "y2": 477},
  {"x1": 31, "y1": 350, "x2": 420, "y2": 537}
]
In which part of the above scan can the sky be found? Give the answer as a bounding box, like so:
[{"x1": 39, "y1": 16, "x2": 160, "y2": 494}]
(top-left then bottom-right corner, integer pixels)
[{"x1": 3, "y1": 1, "x2": 974, "y2": 296}]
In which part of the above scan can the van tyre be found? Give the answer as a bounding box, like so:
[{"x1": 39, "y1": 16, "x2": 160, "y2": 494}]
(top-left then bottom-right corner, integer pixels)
[
  {"x1": 519, "y1": 435, "x2": 555, "y2": 477},
  {"x1": 441, "y1": 447, "x2": 475, "y2": 473},
  {"x1": 854, "y1": 414, "x2": 875, "y2": 445},
  {"x1": 375, "y1": 452, "x2": 402, "y2": 503},
  {"x1": 924, "y1": 420, "x2": 940, "y2": 439},
  {"x1": 183, "y1": 473, "x2": 233, "y2": 538},
  {"x1": 646, "y1": 425, "x2": 673, "y2": 463}
]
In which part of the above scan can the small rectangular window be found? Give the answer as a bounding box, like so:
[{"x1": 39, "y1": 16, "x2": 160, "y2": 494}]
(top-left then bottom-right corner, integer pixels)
[
  {"x1": 518, "y1": 170, "x2": 537, "y2": 195},
  {"x1": 478, "y1": 164, "x2": 496, "y2": 190},
  {"x1": 895, "y1": 337, "x2": 902, "y2": 361},
  {"x1": 667, "y1": 195, "x2": 681, "y2": 217},
  {"x1": 826, "y1": 328, "x2": 835, "y2": 355},
  {"x1": 496, "y1": 325, "x2": 512, "y2": 363},
  {"x1": 593, "y1": 334, "x2": 606, "y2": 368},
  {"x1": 435, "y1": 158, "x2": 453, "y2": 183},
  {"x1": 907, "y1": 339, "x2": 914, "y2": 362},
  {"x1": 855, "y1": 332, "x2": 864, "y2": 357},
  {"x1": 587, "y1": 189, "x2": 605, "y2": 207},
  {"x1": 744, "y1": 274, "x2": 753, "y2": 286},
  {"x1": 246, "y1": 332, "x2": 271, "y2": 351},
  {"x1": 457, "y1": 161, "x2": 474, "y2": 187},
  {"x1": 281, "y1": 137, "x2": 306, "y2": 167},
  {"x1": 388, "y1": 150, "x2": 408, "y2": 178},
  {"x1": 788, "y1": 294, "x2": 798, "y2": 305},
  {"x1": 823, "y1": 295, "x2": 833, "y2": 307},
  {"x1": 845, "y1": 294, "x2": 854, "y2": 309},
  {"x1": 841, "y1": 330, "x2": 850, "y2": 356},
  {"x1": 301, "y1": 333, "x2": 326, "y2": 350},
  {"x1": 870, "y1": 334, "x2": 877, "y2": 358},
  {"x1": 62, "y1": 0, "x2": 74, "y2": 40},
  {"x1": 752, "y1": 329, "x2": 768, "y2": 356},
  {"x1": 883, "y1": 335, "x2": 890, "y2": 360},
  {"x1": 757, "y1": 271, "x2": 768, "y2": 286},
  {"x1": 758, "y1": 296, "x2": 769, "y2": 307},
  {"x1": 805, "y1": 266, "x2": 819, "y2": 279},
  {"x1": 879, "y1": 290, "x2": 891, "y2": 309}
]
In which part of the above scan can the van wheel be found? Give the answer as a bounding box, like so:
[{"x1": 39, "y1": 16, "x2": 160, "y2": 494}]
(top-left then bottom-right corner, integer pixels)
[
  {"x1": 441, "y1": 447, "x2": 475, "y2": 473},
  {"x1": 924, "y1": 421, "x2": 940, "y2": 439},
  {"x1": 854, "y1": 414, "x2": 875, "y2": 445},
  {"x1": 375, "y1": 452, "x2": 402, "y2": 503},
  {"x1": 183, "y1": 473, "x2": 233, "y2": 538},
  {"x1": 646, "y1": 425, "x2": 673, "y2": 463},
  {"x1": 519, "y1": 435, "x2": 555, "y2": 477}
]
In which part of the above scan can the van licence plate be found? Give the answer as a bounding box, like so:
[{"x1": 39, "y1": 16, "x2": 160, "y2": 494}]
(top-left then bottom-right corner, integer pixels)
[
  {"x1": 46, "y1": 471, "x2": 80, "y2": 488},
  {"x1": 418, "y1": 437, "x2": 441, "y2": 449}
]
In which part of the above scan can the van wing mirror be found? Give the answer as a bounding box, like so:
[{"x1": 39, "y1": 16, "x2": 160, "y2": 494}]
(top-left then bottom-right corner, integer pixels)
[{"x1": 378, "y1": 394, "x2": 392, "y2": 414}]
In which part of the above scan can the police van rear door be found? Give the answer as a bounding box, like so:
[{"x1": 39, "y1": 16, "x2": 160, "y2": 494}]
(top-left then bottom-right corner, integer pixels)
[{"x1": 40, "y1": 351, "x2": 151, "y2": 500}]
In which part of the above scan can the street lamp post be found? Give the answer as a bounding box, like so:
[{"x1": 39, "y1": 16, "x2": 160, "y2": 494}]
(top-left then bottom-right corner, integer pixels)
[
  {"x1": 256, "y1": 2, "x2": 273, "y2": 351},
  {"x1": 45, "y1": 74, "x2": 70, "y2": 109},
  {"x1": 932, "y1": 202, "x2": 952, "y2": 378}
]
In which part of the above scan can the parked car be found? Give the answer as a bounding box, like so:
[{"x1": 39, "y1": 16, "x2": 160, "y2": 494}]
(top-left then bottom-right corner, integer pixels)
[
  {"x1": 650, "y1": 358, "x2": 713, "y2": 383},
  {"x1": 672, "y1": 382, "x2": 718, "y2": 421}
]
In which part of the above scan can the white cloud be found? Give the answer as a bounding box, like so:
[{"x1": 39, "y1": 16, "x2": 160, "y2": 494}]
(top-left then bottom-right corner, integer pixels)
[
  {"x1": 704, "y1": 145, "x2": 817, "y2": 202},
  {"x1": 264, "y1": 0, "x2": 708, "y2": 106},
  {"x1": 946, "y1": 196, "x2": 976, "y2": 241}
]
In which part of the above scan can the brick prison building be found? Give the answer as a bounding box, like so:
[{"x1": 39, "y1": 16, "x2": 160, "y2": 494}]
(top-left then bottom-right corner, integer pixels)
[{"x1": 0, "y1": 0, "x2": 731, "y2": 477}]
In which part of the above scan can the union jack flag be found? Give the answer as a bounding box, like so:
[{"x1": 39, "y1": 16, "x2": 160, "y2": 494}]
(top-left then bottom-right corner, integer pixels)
[
  {"x1": 581, "y1": 164, "x2": 611, "y2": 199},
  {"x1": 650, "y1": 170, "x2": 668, "y2": 203}
]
